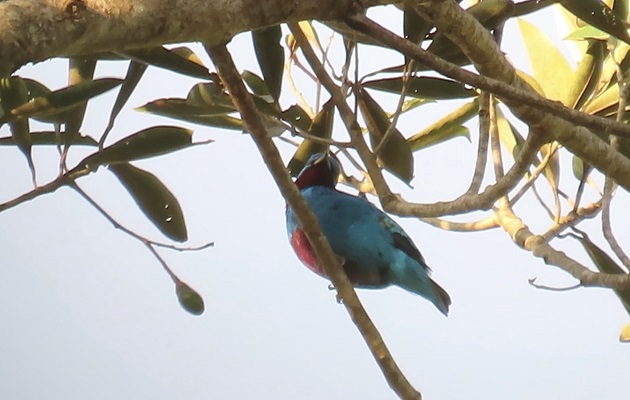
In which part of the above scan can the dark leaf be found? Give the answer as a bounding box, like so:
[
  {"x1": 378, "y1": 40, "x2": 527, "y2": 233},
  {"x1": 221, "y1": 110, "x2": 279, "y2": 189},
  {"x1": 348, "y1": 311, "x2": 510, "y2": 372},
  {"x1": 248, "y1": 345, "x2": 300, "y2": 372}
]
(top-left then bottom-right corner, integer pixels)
[
  {"x1": 102, "y1": 61, "x2": 148, "y2": 144},
  {"x1": 5, "y1": 78, "x2": 123, "y2": 122},
  {"x1": 118, "y1": 46, "x2": 213, "y2": 80},
  {"x1": 408, "y1": 98, "x2": 477, "y2": 151},
  {"x1": 252, "y1": 25, "x2": 285, "y2": 102},
  {"x1": 364, "y1": 76, "x2": 476, "y2": 99},
  {"x1": 288, "y1": 99, "x2": 335, "y2": 176},
  {"x1": 562, "y1": 0, "x2": 630, "y2": 45},
  {"x1": 575, "y1": 234, "x2": 630, "y2": 316},
  {"x1": 82, "y1": 126, "x2": 196, "y2": 168},
  {"x1": 357, "y1": 87, "x2": 414, "y2": 183},
  {"x1": 110, "y1": 163, "x2": 188, "y2": 242}
]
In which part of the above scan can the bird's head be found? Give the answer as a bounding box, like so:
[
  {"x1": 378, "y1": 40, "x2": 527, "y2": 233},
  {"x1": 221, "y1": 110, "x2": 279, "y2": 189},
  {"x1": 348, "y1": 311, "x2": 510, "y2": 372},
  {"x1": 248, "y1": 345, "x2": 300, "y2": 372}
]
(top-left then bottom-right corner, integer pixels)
[{"x1": 294, "y1": 152, "x2": 341, "y2": 190}]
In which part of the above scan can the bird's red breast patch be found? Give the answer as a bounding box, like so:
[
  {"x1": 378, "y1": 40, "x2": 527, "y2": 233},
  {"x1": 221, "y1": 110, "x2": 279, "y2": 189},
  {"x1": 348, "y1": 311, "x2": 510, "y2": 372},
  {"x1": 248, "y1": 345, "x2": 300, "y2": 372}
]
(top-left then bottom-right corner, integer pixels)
[{"x1": 290, "y1": 229, "x2": 324, "y2": 276}]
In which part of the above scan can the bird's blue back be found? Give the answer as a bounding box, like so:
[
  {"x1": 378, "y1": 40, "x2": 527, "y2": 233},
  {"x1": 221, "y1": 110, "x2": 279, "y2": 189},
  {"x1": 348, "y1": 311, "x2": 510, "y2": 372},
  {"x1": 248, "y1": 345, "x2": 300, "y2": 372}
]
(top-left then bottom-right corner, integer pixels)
[{"x1": 285, "y1": 153, "x2": 450, "y2": 315}]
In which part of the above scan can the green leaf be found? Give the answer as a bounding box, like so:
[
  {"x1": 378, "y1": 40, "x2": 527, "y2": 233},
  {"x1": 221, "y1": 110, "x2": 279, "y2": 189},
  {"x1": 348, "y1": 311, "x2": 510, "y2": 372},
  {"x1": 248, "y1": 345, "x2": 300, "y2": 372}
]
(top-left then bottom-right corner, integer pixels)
[
  {"x1": 575, "y1": 234, "x2": 630, "y2": 316},
  {"x1": 582, "y1": 83, "x2": 621, "y2": 116},
  {"x1": 252, "y1": 25, "x2": 285, "y2": 103},
  {"x1": 102, "y1": 61, "x2": 148, "y2": 142},
  {"x1": 0, "y1": 77, "x2": 35, "y2": 181},
  {"x1": 280, "y1": 104, "x2": 313, "y2": 134},
  {"x1": 64, "y1": 57, "x2": 97, "y2": 148},
  {"x1": 0, "y1": 131, "x2": 98, "y2": 146},
  {"x1": 241, "y1": 70, "x2": 271, "y2": 98},
  {"x1": 496, "y1": 106, "x2": 527, "y2": 160},
  {"x1": 81, "y1": 126, "x2": 197, "y2": 168},
  {"x1": 186, "y1": 82, "x2": 235, "y2": 110},
  {"x1": 562, "y1": 0, "x2": 630, "y2": 45},
  {"x1": 540, "y1": 142, "x2": 561, "y2": 200},
  {"x1": 357, "y1": 87, "x2": 414, "y2": 183},
  {"x1": 110, "y1": 163, "x2": 188, "y2": 242},
  {"x1": 363, "y1": 76, "x2": 476, "y2": 99},
  {"x1": 426, "y1": 0, "x2": 514, "y2": 65},
  {"x1": 137, "y1": 98, "x2": 243, "y2": 130},
  {"x1": 4, "y1": 78, "x2": 123, "y2": 122},
  {"x1": 518, "y1": 18, "x2": 575, "y2": 104},
  {"x1": 408, "y1": 98, "x2": 477, "y2": 151},
  {"x1": 571, "y1": 40, "x2": 605, "y2": 110},
  {"x1": 404, "y1": 3, "x2": 431, "y2": 44},
  {"x1": 176, "y1": 281, "x2": 205, "y2": 316},
  {"x1": 565, "y1": 25, "x2": 609, "y2": 41},
  {"x1": 513, "y1": 0, "x2": 559, "y2": 17},
  {"x1": 288, "y1": 99, "x2": 335, "y2": 176},
  {"x1": 118, "y1": 46, "x2": 213, "y2": 80}
]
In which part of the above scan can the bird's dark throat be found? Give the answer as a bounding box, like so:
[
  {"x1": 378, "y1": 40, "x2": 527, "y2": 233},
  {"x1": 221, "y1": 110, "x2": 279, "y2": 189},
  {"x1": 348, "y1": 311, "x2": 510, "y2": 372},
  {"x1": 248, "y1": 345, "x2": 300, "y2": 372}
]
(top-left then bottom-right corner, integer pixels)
[{"x1": 295, "y1": 161, "x2": 337, "y2": 190}]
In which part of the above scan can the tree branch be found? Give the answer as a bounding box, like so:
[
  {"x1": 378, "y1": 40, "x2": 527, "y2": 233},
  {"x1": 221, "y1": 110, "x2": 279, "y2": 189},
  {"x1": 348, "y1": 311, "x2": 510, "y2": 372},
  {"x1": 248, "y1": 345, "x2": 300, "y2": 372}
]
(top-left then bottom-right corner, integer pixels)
[
  {"x1": 204, "y1": 43, "x2": 422, "y2": 400},
  {"x1": 345, "y1": 12, "x2": 630, "y2": 192},
  {"x1": 0, "y1": 0, "x2": 393, "y2": 75},
  {"x1": 496, "y1": 208, "x2": 630, "y2": 290}
]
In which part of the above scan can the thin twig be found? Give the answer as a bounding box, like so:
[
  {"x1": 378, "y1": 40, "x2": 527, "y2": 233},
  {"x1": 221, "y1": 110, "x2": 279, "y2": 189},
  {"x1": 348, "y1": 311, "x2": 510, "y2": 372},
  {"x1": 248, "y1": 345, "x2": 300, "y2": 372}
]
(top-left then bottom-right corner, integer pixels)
[
  {"x1": 466, "y1": 92, "x2": 490, "y2": 194},
  {"x1": 528, "y1": 278, "x2": 582, "y2": 292}
]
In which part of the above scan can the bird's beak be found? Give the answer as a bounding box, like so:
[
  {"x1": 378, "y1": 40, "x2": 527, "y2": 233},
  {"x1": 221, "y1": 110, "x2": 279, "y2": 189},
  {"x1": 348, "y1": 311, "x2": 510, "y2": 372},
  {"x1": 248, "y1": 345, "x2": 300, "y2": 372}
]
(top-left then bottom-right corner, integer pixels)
[{"x1": 312, "y1": 152, "x2": 329, "y2": 165}]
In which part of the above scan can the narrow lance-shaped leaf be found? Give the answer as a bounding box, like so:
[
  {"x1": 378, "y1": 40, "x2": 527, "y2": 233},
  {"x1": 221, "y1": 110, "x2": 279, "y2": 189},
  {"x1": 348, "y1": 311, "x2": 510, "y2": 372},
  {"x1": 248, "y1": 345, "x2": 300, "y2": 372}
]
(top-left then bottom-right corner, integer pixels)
[
  {"x1": 404, "y1": 3, "x2": 431, "y2": 44},
  {"x1": 110, "y1": 163, "x2": 188, "y2": 242},
  {"x1": 186, "y1": 82, "x2": 235, "y2": 110},
  {"x1": 117, "y1": 46, "x2": 213, "y2": 80},
  {"x1": 280, "y1": 104, "x2": 313, "y2": 134},
  {"x1": 408, "y1": 98, "x2": 477, "y2": 151},
  {"x1": 288, "y1": 99, "x2": 335, "y2": 176},
  {"x1": 0, "y1": 131, "x2": 98, "y2": 147},
  {"x1": 513, "y1": 0, "x2": 559, "y2": 17},
  {"x1": 3, "y1": 78, "x2": 123, "y2": 122},
  {"x1": 137, "y1": 98, "x2": 243, "y2": 130},
  {"x1": 518, "y1": 19, "x2": 575, "y2": 104},
  {"x1": 571, "y1": 40, "x2": 605, "y2": 110},
  {"x1": 356, "y1": 87, "x2": 414, "y2": 183},
  {"x1": 427, "y1": 0, "x2": 514, "y2": 64},
  {"x1": 102, "y1": 61, "x2": 148, "y2": 145},
  {"x1": 562, "y1": 0, "x2": 630, "y2": 45},
  {"x1": 575, "y1": 234, "x2": 630, "y2": 316},
  {"x1": 252, "y1": 25, "x2": 285, "y2": 103},
  {"x1": 81, "y1": 126, "x2": 197, "y2": 169},
  {"x1": 176, "y1": 281, "x2": 205, "y2": 316},
  {"x1": 539, "y1": 142, "x2": 561, "y2": 218},
  {"x1": 0, "y1": 76, "x2": 35, "y2": 183},
  {"x1": 241, "y1": 70, "x2": 271, "y2": 98},
  {"x1": 363, "y1": 76, "x2": 476, "y2": 100},
  {"x1": 64, "y1": 57, "x2": 97, "y2": 149}
]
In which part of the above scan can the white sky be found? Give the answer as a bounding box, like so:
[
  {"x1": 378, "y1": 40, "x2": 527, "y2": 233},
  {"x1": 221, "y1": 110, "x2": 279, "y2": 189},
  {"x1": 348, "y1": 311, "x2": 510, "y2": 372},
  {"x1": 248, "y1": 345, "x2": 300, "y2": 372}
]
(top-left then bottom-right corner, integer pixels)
[{"x1": 1, "y1": 4, "x2": 628, "y2": 400}]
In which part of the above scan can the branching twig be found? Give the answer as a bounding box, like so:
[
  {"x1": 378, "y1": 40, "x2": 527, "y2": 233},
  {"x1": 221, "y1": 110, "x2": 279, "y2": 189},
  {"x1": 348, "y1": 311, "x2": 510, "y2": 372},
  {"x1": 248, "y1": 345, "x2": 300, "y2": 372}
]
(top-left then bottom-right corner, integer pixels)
[{"x1": 495, "y1": 207, "x2": 630, "y2": 290}]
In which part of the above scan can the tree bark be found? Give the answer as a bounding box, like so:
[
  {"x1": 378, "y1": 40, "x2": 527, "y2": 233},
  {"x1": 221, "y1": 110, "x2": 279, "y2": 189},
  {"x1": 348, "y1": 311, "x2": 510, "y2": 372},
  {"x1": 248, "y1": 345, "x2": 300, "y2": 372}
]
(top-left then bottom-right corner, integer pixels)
[{"x1": 0, "y1": 0, "x2": 393, "y2": 75}]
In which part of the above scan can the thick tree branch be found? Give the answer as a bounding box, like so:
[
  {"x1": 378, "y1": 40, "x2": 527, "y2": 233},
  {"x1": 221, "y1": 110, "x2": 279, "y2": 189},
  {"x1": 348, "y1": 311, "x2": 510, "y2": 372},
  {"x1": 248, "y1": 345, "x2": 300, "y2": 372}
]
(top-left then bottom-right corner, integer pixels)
[
  {"x1": 406, "y1": 0, "x2": 630, "y2": 192},
  {"x1": 204, "y1": 43, "x2": 421, "y2": 400},
  {"x1": 0, "y1": 0, "x2": 392, "y2": 75}
]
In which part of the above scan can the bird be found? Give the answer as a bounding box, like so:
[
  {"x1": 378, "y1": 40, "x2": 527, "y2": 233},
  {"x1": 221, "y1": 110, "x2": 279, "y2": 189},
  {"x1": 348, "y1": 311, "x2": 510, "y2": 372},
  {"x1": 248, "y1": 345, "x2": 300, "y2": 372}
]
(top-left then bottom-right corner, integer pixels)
[{"x1": 286, "y1": 152, "x2": 451, "y2": 315}]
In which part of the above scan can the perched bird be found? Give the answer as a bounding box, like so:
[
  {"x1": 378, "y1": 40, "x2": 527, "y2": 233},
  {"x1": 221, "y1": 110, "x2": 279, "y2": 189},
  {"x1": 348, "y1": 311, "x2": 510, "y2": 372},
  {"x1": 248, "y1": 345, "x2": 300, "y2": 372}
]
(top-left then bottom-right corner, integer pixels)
[{"x1": 286, "y1": 153, "x2": 451, "y2": 315}]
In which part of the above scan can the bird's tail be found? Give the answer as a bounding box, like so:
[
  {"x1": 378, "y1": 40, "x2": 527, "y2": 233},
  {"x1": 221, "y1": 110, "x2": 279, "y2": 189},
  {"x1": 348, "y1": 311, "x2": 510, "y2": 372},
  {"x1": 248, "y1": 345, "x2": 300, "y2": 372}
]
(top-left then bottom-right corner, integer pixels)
[{"x1": 395, "y1": 267, "x2": 451, "y2": 316}]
